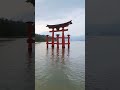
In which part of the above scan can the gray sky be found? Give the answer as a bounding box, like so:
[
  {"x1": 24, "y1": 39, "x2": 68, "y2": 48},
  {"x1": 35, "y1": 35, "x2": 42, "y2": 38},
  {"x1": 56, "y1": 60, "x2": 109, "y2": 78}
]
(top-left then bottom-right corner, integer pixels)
[
  {"x1": 86, "y1": 0, "x2": 120, "y2": 36},
  {"x1": 0, "y1": 0, "x2": 34, "y2": 22},
  {"x1": 86, "y1": 0, "x2": 120, "y2": 24},
  {"x1": 35, "y1": 0, "x2": 85, "y2": 36}
]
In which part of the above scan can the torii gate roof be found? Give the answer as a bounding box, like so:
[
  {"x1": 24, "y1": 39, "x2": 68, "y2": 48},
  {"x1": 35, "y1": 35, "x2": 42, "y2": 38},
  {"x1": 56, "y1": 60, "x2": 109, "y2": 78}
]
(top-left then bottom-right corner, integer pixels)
[{"x1": 46, "y1": 20, "x2": 72, "y2": 29}]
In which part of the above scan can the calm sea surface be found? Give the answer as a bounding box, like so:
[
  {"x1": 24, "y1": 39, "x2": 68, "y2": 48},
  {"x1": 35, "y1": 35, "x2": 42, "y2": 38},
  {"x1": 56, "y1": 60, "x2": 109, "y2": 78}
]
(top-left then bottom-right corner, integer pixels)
[{"x1": 35, "y1": 41, "x2": 85, "y2": 90}]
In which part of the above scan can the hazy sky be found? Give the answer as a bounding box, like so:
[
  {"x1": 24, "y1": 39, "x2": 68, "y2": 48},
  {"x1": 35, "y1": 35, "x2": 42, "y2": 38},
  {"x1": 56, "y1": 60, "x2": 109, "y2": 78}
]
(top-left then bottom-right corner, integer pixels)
[
  {"x1": 0, "y1": 0, "x2": 34, "y2": 22},
  {"x1": 86, "y1": 0, "x2": 120, "y2": 24},
  {"x1": 35, "y1": 0, "x2": 85, "y2": 36}
]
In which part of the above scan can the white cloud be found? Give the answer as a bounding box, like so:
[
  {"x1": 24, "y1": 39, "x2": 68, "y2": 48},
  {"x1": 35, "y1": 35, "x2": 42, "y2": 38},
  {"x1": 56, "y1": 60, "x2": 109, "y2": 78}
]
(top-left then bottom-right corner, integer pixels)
[
  {"x1": 35, "y1": 8, "x2": 85, "y2": 36},
  {"x1": 35, "y1": 21, "x2": 49, "y2": 34}
]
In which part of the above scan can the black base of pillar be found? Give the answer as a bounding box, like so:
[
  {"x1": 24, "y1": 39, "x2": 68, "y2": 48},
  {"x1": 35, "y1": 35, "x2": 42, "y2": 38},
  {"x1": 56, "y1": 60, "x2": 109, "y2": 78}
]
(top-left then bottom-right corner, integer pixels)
[
  {"x1": 51, "y1": 46, "x2": 54, "y2": 48},
  {"x1": 62, "y1": 46, "x2": 65, "y2": 48}
]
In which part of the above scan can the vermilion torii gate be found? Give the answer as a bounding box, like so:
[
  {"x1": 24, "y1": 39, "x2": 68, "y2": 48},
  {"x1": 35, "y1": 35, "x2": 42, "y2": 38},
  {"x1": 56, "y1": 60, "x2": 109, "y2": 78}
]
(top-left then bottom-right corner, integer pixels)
[
  {"x1": 26, "y1": 21, "x2": 35, "y2": 57},
  {"x1": 46, "y1": 20, "x2": 72, "y2": 48}
]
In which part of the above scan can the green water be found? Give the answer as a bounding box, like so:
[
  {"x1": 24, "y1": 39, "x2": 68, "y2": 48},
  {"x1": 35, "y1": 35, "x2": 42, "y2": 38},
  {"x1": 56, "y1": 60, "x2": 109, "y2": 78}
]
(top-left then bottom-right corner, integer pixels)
[{"x1": 35, "y1": 41, "x2": 85, "y2": 90}]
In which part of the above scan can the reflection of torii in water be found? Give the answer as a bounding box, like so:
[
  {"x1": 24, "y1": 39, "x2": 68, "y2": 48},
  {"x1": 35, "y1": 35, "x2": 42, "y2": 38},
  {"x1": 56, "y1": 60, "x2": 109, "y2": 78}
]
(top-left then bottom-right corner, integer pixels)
[
  {"x1": 46, "y1": 48, "x2": 70, "y2": 64},
  {"x1": 46, "y1": 20, "x2": 72, "y2": 48}
]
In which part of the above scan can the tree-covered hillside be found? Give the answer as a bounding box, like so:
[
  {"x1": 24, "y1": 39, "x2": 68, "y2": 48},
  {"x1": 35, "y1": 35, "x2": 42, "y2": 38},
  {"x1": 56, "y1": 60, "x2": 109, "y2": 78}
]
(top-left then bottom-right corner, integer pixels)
[
  {"x1": 0, "y1": 18, "x2": 29, "y2": 37},
  {"x1": 35, "y1": 34, "x2": 46, "y2": 42},
  {"x1": 35, "y1": 34, "x2": 57, "y2": 42}
]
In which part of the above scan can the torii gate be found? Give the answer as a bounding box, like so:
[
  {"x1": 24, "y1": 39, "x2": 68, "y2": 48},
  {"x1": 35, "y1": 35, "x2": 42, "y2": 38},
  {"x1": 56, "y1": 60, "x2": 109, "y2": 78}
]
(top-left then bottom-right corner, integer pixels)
[
  {"x1": 26, "y1": 21, "x2": 35, "y2": 57},
  {"x1": 46, "y1": 20, "x2": 72, "y2": 48}
]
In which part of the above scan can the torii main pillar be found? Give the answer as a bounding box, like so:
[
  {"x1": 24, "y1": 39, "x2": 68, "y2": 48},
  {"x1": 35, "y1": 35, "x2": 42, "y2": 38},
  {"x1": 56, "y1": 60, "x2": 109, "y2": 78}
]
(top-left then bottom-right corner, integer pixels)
[
  {"x1": 51, "y1": 28, "x2": 55, "y2": 48},
  {"x1": 26, "y1": 21, "x2": 35, "y2": 57}
]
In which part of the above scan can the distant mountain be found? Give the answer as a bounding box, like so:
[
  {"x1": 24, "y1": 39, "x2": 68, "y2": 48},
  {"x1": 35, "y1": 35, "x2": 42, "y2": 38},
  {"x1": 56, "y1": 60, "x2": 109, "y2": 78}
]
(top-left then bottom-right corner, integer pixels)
[
  {"x1": 35, "y1": 34, "x2": 56, "y2": 42},
  {"x1": 35, "y1": 34, "x2": 46, "y2": 42},
  {"x1": 40, "y1": 31, "x2": 85, "y2": 41},
  {"x1": 35, "y1": 33, "x2": 85, "y2": 42},
  {"x1": 0, "y1": 18, "x2": 30, "y2": 38},
  {"x1": 86, "y1": 24, "x2": 120, "y2": 36}
]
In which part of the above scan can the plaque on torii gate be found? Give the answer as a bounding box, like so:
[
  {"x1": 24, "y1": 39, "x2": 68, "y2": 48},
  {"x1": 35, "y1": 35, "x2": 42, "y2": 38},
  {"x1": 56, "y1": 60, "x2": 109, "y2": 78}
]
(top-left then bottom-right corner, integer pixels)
[{"x1": 46, "y1": 20, "x2": 72, "y2": 48}]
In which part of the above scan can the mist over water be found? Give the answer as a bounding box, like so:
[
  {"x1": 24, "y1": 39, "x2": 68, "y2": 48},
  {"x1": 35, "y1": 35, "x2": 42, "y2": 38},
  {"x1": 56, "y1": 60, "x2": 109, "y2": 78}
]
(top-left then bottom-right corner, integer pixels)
[{"x1": 35, "y1": 41, "x2": 85, "y2": 90}]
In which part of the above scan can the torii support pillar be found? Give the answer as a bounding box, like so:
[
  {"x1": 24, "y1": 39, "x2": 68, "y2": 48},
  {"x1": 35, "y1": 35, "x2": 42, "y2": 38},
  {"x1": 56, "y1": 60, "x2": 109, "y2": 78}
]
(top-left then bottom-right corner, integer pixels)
[
  {"x1": 56, "y1": 34, "x2": 60, "y2": 48},
  {"x1": 62, "y1": 27, "x2": 65, "y2": 48},
  {"x1": 51, "y1": 28, "x2": 54, "y2": 48},
  {"x1": 67, "y1": 34, "x2": 70, "y2": 48}
]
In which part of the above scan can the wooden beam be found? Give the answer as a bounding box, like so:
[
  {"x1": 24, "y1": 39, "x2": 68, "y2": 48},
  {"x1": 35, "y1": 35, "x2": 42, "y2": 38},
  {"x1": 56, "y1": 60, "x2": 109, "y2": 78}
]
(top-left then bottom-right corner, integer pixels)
[
  {"x1": 46, "y1": 20, "x2": 72, "y2": 29},
  {"x1": 49, "y1": 29, "x2": 68, "y2": 32},
  {"x1": 48, "y1": 43, "x2": 70, "y2": 44}
]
